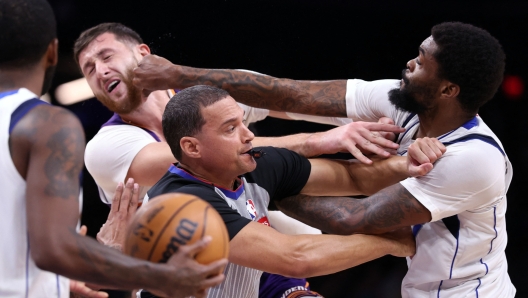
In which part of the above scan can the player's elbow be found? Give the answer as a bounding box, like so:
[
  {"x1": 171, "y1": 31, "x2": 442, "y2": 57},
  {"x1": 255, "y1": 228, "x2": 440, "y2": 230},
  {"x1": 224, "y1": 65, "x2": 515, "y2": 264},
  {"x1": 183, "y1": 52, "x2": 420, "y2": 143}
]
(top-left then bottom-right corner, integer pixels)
[
  {"x1": 323, "y1": 213, "x2": 378, "y2": 235},
  {"x1": 276, "y1": 245, "x2": 316, "y2": 278},
  {"x1": 30, "y1": 233, "x2": 75, "y2": 273},
  {"x1": 276, "y1": 257, "x2": 312, "y2": 278},
  {"x1": 31, "y1": 244, "x2": 62, "y2": 272}
]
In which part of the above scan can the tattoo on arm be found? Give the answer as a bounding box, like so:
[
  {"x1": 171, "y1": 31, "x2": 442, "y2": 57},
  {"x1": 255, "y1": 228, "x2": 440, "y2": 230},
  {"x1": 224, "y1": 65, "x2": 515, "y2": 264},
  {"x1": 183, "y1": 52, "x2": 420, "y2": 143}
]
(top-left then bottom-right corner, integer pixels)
[
  {"x1": 17, "y1": 107, "x2": 86, "y2": 201},
  {"x1": 44, "y1": 125, "x2": 84, "y2": 200},
  {"x1": 178, "y1": 67, "x2": 348, "y2": 117},
  {"x1": 277, "y1": 184, "x2": 430, "y2": 235}
]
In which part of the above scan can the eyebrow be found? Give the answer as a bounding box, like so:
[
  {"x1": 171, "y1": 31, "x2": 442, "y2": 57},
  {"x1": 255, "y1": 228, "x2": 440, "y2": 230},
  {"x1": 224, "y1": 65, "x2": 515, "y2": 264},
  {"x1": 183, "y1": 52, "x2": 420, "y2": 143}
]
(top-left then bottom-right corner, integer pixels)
[
  {"x1": 419, "y1": 47, "x2": 426, "y2": 56},
  {"x1": 221, "y1": 116, "x2": 238, "y2": 127},
  {"x1": 220, "y1": 109, "x2": 244, "y2": 127}
]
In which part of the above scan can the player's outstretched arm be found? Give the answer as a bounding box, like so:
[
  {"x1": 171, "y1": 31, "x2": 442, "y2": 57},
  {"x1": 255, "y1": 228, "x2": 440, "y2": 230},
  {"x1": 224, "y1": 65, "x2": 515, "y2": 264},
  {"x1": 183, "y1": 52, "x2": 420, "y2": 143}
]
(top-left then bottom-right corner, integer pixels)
[
  {"x1": 133, "y1": 54, "x2": 348, "y2": 117},
  {"x1": 252, "y1": 120, "x2": 404, "y2": 163},
  {"x1": 300, "y1": 157, "x2": 409, "y2": 196},
  {"x1": 277, "y1": 184, "x2": 432, "y2": 235},
  {"x1": 228, "y1": 221, "x2": 415, "y2": 278},
  {"x1": 277, "y1": 137, "x2": 444, "y2": 234},
  {"x1": 12, "y1": 105, "x2": 226, "y2": 297}
]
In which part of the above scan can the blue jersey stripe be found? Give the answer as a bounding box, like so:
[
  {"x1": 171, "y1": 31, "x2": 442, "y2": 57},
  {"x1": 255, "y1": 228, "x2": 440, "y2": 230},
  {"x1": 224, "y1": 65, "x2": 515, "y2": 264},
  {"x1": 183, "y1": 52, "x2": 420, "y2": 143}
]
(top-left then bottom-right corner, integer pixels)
[
  {"x1": 442, "y1": 134, "x2": 505, "y2": 156},
  {"x1": 489, "y1": 207, "x2": 498, "y2": 253},
  {"x1": 437, "y1": 216, "x2": 460, "y2": 296},
  {"x1": 397, "y1": 120, "x2": 419, "y2": 144},
  {"x1": 9, "y1": 98, "x2": 48, "y2": 134},
  {"x1": 480, "y1": 258, "x2": 489, "y2": 275},
  {"x1": 447, "y1": 217, "x2": 461, "y2": 280},
  {"x1": 0, "y1": 89, "x2": 19, "y2": 100},
  {"x1": 476, "y1": 277, "x2": 482, "y2": 297},
  {"x1": 412, "y1": 224, "x2": 423, "y2": 237},
  {"x1": 56, "y1": 274, "x2": 60, "y2": 298}
]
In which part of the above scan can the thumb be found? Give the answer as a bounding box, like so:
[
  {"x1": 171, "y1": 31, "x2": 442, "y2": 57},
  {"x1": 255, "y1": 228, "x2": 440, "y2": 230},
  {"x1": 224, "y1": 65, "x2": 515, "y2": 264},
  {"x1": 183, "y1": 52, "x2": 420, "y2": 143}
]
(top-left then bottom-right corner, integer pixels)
[
  {"x1": 411, "y1": 163, "x2": 433, "y2": 177},
  {"x1": 184, "y1": 236, "x2": 212, "y2": 258}
]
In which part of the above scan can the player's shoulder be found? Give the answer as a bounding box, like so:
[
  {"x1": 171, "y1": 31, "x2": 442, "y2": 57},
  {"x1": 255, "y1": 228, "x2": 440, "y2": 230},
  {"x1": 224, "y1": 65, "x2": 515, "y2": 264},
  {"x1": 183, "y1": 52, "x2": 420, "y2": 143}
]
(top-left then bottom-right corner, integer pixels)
[
  {"x1": 93, "y1": 123, "x2": 150, "y2": 139},
  {"x1": 13, "y1": 103, "x2": 82, "y2": 139},
  {"x1": 347, "y1": 78, "x2": 400, "y2": 91},
  {"x1": 439, "y1": 138, "x2": 506, "y2": 176},
  {"x1": 86, "y1": 123, "x2": 154, "y2": 153}
]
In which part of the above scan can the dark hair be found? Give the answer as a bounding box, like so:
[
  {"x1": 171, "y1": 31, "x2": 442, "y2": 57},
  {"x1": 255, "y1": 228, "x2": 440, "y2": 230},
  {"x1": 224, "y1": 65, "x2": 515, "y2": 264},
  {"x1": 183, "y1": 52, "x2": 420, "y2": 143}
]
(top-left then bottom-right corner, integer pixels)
[
  {"x1": 163, "y1": 85, "x2": 230, "y2": 160},
  {"x1": 0, "y1": 0, "x2": 57, "y2": 69},
  {"x1": 431, "y1": 22, "x2": 505, "y2": 113},
  {"x1": 73, "y1": 22, "x2": 143, "y2": 65}
]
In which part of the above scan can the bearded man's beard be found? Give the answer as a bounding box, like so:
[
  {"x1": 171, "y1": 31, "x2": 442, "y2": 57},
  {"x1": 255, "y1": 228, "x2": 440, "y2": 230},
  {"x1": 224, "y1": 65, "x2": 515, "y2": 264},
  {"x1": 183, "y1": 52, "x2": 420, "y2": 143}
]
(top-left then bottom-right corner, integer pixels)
[
  {"x1": 95, "y1": 68, "x2": 142, "y2": 114},
  {"x1": 388, "y1": 69, "x2": 438, "y2": 114}
]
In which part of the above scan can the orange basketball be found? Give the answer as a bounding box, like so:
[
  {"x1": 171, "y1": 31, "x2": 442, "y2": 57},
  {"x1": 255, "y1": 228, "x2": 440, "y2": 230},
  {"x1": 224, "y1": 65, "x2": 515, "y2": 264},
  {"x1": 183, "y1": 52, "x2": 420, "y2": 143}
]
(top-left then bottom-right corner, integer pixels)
[{"x1": 124, "y1": 193, "x2": 229, "y2": 265}]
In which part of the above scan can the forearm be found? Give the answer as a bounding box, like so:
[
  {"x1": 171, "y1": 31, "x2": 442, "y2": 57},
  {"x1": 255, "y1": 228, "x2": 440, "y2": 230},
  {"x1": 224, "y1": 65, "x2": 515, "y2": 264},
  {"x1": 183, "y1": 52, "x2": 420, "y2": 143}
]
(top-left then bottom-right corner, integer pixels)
[
  {"x1": 253, "y1": 134, "x2": 317, "y2": 157},
  {"x1": 171, "y1": 65, "x2": 348, "y2": 117},
  {"x1": 277, "y1": 184, "x2": 428, "y2": 235},
  {"x1": 290, "y1": 233, "x2": 397, "y2": 277},
  {"x1": 253, "y1": 129, "x2": 361, "y2": 158},
  {"x1": 346, "y1": 156, "x2": 408, "y2": 195},
  {"x1": 38, "y1": 228, "x2": 168, "y2": 292}
]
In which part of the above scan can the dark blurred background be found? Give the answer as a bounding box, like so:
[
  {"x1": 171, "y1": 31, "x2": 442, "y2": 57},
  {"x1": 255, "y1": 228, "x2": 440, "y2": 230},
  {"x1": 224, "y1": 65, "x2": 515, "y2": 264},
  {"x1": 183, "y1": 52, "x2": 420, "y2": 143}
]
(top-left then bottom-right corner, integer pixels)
[{"x1": 46, "y1": 0, "x2": 527, "y2": 297}]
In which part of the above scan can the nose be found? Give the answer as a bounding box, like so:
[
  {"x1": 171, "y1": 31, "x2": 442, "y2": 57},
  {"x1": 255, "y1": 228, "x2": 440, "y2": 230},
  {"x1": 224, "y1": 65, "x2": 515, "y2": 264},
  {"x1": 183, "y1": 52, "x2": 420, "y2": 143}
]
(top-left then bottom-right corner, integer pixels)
[
  {"x1": 242, "y1": 125, "x2": 255, "y2": 143},
  {"x1": 406, "y1": 59, "x2": 415, "y2": 72},
  {"x1": 95, "y1": 61, "x2": 111, "y2": 80}
]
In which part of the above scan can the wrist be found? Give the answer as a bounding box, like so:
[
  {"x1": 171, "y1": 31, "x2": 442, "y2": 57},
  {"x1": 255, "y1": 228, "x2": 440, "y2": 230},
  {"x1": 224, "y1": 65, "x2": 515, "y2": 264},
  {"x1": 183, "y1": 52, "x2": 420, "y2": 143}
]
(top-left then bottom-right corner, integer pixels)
[
  {"x1": 301, "y1": 133, "x2": 321, "y2": 158},
  {"x1": 141, "y1": 262, "x2": 172, "y2": 294},
  {"x1": 392, "y1": 156, "x2": 409, "y2": 178}
]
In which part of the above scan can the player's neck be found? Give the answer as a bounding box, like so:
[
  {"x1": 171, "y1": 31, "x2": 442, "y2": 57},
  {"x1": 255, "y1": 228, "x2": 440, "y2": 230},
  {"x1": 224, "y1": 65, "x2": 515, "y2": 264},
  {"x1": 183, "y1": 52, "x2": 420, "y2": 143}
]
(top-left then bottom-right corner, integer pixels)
[
  {"x1": 416, "y1": 108, "x2": 476, "y2": 138},
  {"x1": 0, "y1": 68, "x2": 44, "y2": 96},
  {"x1": 119, "y1": 90, "x2": 170, "y2": 140}
]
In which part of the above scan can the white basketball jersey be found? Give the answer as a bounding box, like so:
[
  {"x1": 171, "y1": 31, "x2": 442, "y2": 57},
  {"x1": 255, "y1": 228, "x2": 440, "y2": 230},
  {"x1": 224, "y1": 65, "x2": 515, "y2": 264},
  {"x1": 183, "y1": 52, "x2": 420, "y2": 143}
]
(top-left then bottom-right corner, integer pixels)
[{"x1": 0, "y1": 89, "x2": 69, "y2": 298}]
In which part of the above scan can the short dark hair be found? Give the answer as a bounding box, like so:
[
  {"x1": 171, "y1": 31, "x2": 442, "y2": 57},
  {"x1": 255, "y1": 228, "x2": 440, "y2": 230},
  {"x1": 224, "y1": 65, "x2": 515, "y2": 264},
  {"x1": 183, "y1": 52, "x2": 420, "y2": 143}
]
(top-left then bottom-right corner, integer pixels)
[
  {"x1": 73, "y1": 22, "x2": 143, "y2": 65},
  {"x1": 0, "y1": 0, "x2": 57, "y2": 69},
  {"x1": 431, "y1": 22, "x2": 505, "y2": 113},
  {"x1": 163, "y1": 85, "x2": 231, "y2": 160}
]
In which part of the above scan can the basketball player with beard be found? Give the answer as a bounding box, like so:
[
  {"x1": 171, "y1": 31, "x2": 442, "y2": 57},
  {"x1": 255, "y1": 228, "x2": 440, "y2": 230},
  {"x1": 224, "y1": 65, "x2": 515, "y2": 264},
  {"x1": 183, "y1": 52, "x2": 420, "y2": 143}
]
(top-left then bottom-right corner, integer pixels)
[
  {"x1": 132, "y1": 22, "x2": 515, "y2": 297},
  {"x1": 0, "y1": 1, "x2": 227, "y2": 298}
]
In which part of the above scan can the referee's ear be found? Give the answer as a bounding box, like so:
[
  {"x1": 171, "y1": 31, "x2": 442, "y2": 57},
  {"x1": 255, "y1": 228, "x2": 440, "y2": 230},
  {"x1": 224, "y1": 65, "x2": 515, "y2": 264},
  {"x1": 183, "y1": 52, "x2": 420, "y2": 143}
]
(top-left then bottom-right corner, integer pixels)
[{"x1": 180, "y1": 136, "x2": 201, "y2": 159}]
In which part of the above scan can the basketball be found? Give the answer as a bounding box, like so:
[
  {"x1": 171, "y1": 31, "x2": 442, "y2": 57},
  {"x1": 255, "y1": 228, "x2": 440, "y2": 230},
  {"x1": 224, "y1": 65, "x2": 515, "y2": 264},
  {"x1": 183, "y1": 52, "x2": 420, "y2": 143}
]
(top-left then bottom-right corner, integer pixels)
[{"x1": 123, "y1": 193, "x2": 229, "y2": 265}]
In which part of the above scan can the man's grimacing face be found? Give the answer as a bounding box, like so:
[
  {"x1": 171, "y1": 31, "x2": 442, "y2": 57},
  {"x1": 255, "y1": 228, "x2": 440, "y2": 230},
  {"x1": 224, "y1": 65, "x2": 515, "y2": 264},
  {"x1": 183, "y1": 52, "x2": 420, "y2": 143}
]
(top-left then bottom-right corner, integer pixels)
[
  {"x1": 389, "y1": 36, "x2": 442, "y2": 114},
  {"x1": 78, "y1": 33, "x2": 143, "y2": 114}
]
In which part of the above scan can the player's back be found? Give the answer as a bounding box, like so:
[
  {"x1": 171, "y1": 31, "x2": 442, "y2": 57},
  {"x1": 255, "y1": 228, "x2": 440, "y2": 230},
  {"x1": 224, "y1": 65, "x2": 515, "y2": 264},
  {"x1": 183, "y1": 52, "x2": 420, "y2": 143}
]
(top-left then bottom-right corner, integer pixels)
[{"x1": 0, "y1": 89, "x2": 69, "y2": 298}]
